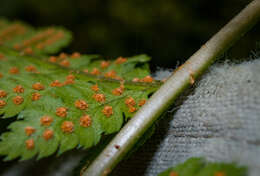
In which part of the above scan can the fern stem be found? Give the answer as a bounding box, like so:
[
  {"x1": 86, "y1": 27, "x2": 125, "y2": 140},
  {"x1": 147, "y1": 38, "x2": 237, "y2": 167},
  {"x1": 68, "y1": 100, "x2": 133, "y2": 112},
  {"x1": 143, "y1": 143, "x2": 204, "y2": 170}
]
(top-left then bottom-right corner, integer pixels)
[{"x1": 83, "y1": 1, "x2": 260, "y2": 175}]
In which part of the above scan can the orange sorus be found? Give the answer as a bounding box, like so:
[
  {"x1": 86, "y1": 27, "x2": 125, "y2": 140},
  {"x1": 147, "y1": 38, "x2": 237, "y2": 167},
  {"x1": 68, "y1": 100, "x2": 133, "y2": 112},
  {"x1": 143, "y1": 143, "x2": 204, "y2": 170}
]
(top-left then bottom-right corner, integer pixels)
[
  {"x1": 49, "y1": 56, "x2": 57, "y2": 63},
  {"x1": 61, "y1": 121, "x2": 74, "y2": 133},
  {"x1": 0, "y1": 73, "x2": 3, "y2": 79},
  {"x1": 128, "y1": 106, "x2": 136, "y2": 113},
  {"x1": 0, "y1": 90, "x2": 7, "y2": 98},
  {"x1": 23, "y1": 47, "x2": 33, "y2": 55},
  {"x1": 138, "y1": 99, "x2": 146, "y2": 107},
  {"x1": 9, "y1": 67, "x2": 19, "y2": 74},
  {"x1": 80, "y1": 115, "x2": 92, "y2": 127},
  {"x1": 125, "y1": 97, "x2": 136, "y2": 107},
  {"x1": 71, "y1": 52, "x2": 81, "y2": 58},
  {"x1": 142, "y1": 75, "x2": 153, "y2": 83},
  {"x1": 66, "y1": 74, "x2": 75, "y2": 81},
  {"x1": 12, "y1": 96, "x2": 24, "y2": 105},
  {"x1": 102, "y1": 105, "x2": 113, "y2": 117},
  {"x1": 32, "y1": 82, "x2": 45, "y2": 90},
  {"x1": 214, "y1": 172, "x2": 226, "y2": 176},
  {"x1": 25, "y1": 126, "x2": 36, "y2": 136},
  {"x1": 13, "y1": 43, "x2": 21, "y2": 50},
  {"x1": 59, "y1": 52, "x2": 67, "y2": 59},
  {"x1": 36, "y1": 43, "x2": 45, "y2": 49},
  {"x1": 40, "y1": 115, "x2": 53, "y2": 126},
  {"x1": 50, "y1": 80, "x2": 63, "y2": 87},
  {"x1": 75, "y1": 100, "x2": 88, "y2": 110},
  {"x1": 132, "y1": 78, "x2": 140, "y2": 82},
  {"x1": 115, "y1": 56, "x2": 127, "y2": 64},
  {"x1": 92, "y1": 93, "x2": 106, "y2": 103},
  {"x1": 104, "y1": 70, "x2": 117, "y2": 79},
  {"x1": 64, "y1": 79, "x2": 74, "y2": 85},
  {"x1": 56, "y1": 107, "x2": 67, "y2": 118},
  {"x1": 90, "y1": 68, "x2": 101, "y2": 75},
  {"x1": 91, "y1": 84, "x2": 99, "y2": 92},
  {"x1": 83, "y1": 69, "x2": 89, "y2": 73},
  {"x1": 100, "y1": 61, "x2": 110, "y2": 69},
  {"x1": 59, "y1": 59, "x2": 70, "y2": 67},
  {"x1": 0, "y1": 53, "x2": 4, "y2": 60},
  {"x1": 25, "y1": 65, "x2": 37, "y2": 72},
  {"x1": 169, "y1": 171, "x2": 178, "y2": 176},
  {"x1": 25, "y1": 139, "x2": 34, "y2": 150},
  {"x1": 0, "y1": 100, "x2": 6, "y2": 108},
  {"x1": 32, "y1": 92, "x2": 41, "y2": 101},
  {"x1": 43, "y1": 129, "x2": 54, "y2": 141},
  {"x1": 112, "y1": 87, "x2": 123, "y2": 96},
  {"x1": 13, "y1": 85, "x2": 24, "y2": 93}
]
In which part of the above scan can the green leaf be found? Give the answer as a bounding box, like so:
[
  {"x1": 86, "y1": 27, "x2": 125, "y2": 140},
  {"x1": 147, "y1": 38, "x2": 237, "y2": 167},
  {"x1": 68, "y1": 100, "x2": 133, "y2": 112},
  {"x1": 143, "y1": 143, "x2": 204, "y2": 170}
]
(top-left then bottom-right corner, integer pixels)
[
  {"x1": 45, "y1": 53, "x2": 152, "y2": 81},
  {"x1": 0, "y1": 18, "x2": 72, "y2": 55},
  {"x1": 158, "y1": 158, "x2": 247, "y2": 176},
  {"x1": 0, "y1": 47, "x2": 160, "y2": 160}
]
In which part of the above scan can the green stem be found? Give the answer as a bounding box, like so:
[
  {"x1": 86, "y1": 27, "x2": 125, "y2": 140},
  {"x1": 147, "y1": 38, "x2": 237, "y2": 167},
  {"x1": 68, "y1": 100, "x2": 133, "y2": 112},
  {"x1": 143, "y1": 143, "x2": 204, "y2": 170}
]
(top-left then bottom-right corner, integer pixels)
[{"x1": 83, "y1": 1, "x2": 260, "y2": 175}]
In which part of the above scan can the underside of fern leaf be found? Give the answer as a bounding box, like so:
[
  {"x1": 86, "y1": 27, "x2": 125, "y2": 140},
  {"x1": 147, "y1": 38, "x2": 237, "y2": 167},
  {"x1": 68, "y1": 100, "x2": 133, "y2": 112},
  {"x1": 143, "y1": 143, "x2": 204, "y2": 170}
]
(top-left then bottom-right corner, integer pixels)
[
  {"x1": 0, "y1": 47, "x2": 160, "y2": 161},
  {"x1": 0, "y1": 18, "x2": 72, "y2": 55},
  {"x1": 158, "y1": 158, "x2": 247, "y2": 176}
]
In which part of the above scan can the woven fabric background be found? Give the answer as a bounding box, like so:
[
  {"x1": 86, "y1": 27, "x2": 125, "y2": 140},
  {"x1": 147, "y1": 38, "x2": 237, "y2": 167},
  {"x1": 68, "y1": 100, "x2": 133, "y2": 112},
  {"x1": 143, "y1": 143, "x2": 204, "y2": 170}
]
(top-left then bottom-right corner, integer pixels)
[{"x1": 112, "y1": 58, "x2": 260, "y2": 176}]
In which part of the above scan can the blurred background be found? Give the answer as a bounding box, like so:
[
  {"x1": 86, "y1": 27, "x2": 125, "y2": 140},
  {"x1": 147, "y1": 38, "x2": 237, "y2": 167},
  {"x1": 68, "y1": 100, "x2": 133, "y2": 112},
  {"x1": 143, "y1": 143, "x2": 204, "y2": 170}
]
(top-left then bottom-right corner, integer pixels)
[{"x1": 0, "y1": 0, "x2": 259, "y2": 70}]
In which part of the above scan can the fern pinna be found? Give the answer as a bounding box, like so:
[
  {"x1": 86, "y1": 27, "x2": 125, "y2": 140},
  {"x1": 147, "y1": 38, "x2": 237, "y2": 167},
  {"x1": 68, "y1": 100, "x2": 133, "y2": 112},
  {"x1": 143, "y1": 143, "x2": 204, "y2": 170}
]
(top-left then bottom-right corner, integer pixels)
[{"x1": 0, "y1": 19, "x2": 161, "y2": 160}]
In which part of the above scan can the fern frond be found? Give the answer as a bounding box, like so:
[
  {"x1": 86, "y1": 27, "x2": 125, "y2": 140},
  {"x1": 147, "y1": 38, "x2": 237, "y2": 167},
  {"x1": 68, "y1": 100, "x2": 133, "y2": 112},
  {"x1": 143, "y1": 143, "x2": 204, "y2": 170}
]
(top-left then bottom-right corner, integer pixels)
[
  {"x1": 0, "y1": 18, "x2": 72, "y2": 55},
  {"x1": 158, "y1": 158, "x2": 247, "y2": 176},
  {"x1": 0, "y1": 47, "x2": 160, "y2": 160},
  {"x1": 46, "y1": 53, "x2": 152, "y2": 81}
]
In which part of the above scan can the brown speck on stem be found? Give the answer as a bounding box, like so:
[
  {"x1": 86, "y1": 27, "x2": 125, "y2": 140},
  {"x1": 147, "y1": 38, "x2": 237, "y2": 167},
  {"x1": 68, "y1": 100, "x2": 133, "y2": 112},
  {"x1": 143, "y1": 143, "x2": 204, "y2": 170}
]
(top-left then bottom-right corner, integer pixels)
[
  {"x1": 114, "y1": 145, "x2": 120, "y2": 149},
  {"x1": 13, "y1": 96, "x2": 23, "y2": 105},
  {"x1": 102, "y1": 168, "x2": 111, "y2": 176}
]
